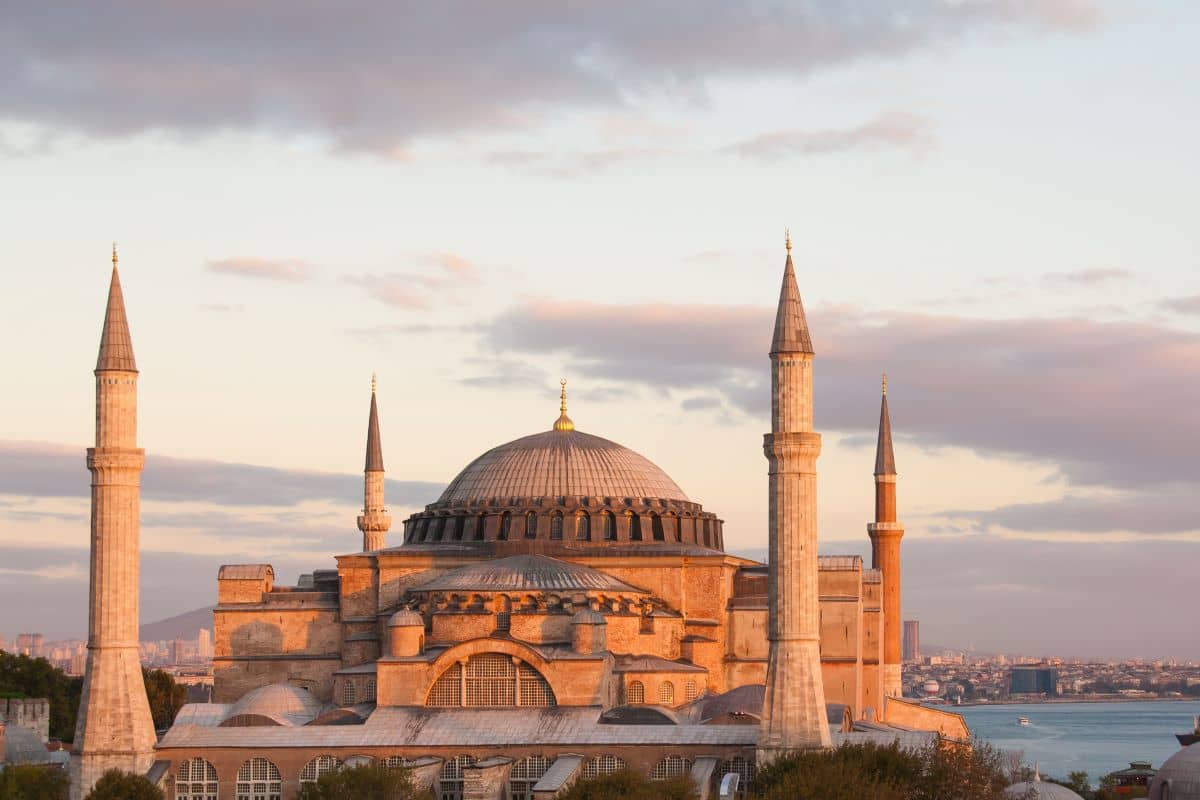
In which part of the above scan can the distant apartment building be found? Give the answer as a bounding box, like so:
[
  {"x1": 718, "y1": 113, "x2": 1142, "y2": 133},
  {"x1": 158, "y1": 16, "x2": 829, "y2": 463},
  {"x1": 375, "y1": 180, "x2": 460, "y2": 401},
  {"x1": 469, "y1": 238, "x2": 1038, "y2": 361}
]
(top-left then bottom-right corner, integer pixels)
[
  {"x1": 15, "y1": 633, "x2": 43, "y2": 658},
  {"x1": 197, "y1": 628, "x2": 212, "y2": 659},
  {"x1": 1010, "y1": 666, "x2": 1059, "y2": 696},
  {"x1": 903, "y1": 620, "x2": 920, "y2": 663}
]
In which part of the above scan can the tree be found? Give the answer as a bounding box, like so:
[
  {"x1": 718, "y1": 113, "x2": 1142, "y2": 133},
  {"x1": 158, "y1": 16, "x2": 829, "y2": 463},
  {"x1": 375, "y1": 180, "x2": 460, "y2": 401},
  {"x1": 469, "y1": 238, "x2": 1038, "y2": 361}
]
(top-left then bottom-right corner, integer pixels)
[
  {"x1": 0, "y1": 764, "x2": 70, "y2": 800},
  {"x1": 142, "y1": 669, "x2": 187, "y2": 730},
  {"x1": 558, "y1": 770, "x2": 697, "y2": 800},
  {"x1": 0, "y1": 652, "x2": 82, "y2": 741},
  {"x1": 295, "y1": 764, "x2": 434, "y2": 800},
  {"x1": 83, "y1": 769, "x2": 163, "y2": 800}
]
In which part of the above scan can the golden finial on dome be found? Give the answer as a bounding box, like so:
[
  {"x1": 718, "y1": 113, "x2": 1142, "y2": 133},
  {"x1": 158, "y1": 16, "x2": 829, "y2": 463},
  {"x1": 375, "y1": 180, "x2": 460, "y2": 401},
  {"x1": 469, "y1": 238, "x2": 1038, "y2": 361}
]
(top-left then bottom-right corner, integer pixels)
[
  {"x1": 111, "y1": 241, "x2": 118, "y2": 268},
  {"x1": 882, "y1": 372, "x2": 888, "y2": 396},
  {"x1": 785, "y1": 227, "x2": 792, "y2": 253},
  {"x1": 371, "y1": 372, "x2": 377, "y2": 394},
  {"x1": 553, "y1": 378, "x2": 575, "y2": 432}
]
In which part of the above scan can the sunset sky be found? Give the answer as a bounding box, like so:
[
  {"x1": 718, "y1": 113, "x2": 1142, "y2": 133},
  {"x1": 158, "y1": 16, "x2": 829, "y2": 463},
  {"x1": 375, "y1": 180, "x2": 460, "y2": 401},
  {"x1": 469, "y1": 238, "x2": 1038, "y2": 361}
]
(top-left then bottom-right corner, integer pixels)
[{"x1": 1, "y1": 1, "x2": 1197, "y2": 658}]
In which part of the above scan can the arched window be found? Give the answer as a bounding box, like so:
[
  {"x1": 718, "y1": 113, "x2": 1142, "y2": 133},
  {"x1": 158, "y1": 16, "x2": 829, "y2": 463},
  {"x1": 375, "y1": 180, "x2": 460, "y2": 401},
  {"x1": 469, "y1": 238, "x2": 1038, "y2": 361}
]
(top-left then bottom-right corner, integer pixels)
[
  {"x1": 658, "y1": 681, "x2": 675, "y2": 706},
  {"x1": 550, "y1": 512, "x2": 563, "y2": 540},
  {"x1": 431, "y1": 517, "x2": 445, "y2": 542},
  {"x1": 525, "y1": 512, "x2": 538, "y2": 539},
  {"x1": 342, "y1": 755, "x2": 372, "y2": 768},
  {"x1": 603, "y1": 512, "x2": 616, "y2": 541},
  {"x1": 340, "y1": 680, "x2": 356, "y2": 706},
  {"x1": 236, "y1": 757, "x2": 281, "y2": 800},
  {"x1": 685, "y1": 680, "x2": 699, "y2": 701},
  {"x1": 426, "y1": 653, "x2": 556, "y2": 707},
  {"x1": 499, "y1": 512, "x2": 511, "y2": 540},
  {"x1": 440, "y1": 755, "x2": 476, "y2": 800},
  {"x1": 452, "y1": 516, "x2": 465, "y2": 541},
  {"x1": 669, "y1": 514, "x2": 680, "y2": 542},
  {"x1": 627, "y1": 680, "x2": 645, "y2": 704},
  {"x1": 475, "y1": 514, "x2": 487, "y2": 541},
  {"x1": 509, "y1": 756, "x2": 552, "y2": 800},
  {"x1": 176, "y1": 757, "x2": 217, "y2": 800},
  {"x1": 702, "y1": 518, "x2": 711, "y2": 547},
  {"x1": 575, "y1": 512, "x2": 590, "y2": 541},
  {"x1": 382, "y1": 756, "x2": 415, "y2": 770},
  {"x1": 300, "y1": 756, "x2": 341, "y2": 785},
  {"x1": 583, "y1": 755, "x2": 627, "y2": 779},
  {"x1": 652, "y1": 513, "x2": 665, "y2": 541},
  {"x1": 652, "y1": 756, "x2": 693, "y2": 781},
  {"x1": 629, "y1": 513, "x2": 642, "y2": 541},
  {"x1": 363, "y1": 677, "x2": 377, "y2": 703}
]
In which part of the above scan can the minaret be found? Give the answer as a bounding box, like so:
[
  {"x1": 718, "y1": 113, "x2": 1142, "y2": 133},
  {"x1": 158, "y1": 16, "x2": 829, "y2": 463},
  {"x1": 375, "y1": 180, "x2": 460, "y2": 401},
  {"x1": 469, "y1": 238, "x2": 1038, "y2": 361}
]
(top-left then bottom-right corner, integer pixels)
[
  {"x1": 759, "y1": 233, "x2": 832, "y2": 759},
  {"x1": 73, "y1": 245, "x2": 157, "y2": 798},
  {"x1": 868, "y1": 374, "x2": 905, "y2": 699},
  {"x1": 357, "y1": 374, "x2": 391, "y2": 551}
]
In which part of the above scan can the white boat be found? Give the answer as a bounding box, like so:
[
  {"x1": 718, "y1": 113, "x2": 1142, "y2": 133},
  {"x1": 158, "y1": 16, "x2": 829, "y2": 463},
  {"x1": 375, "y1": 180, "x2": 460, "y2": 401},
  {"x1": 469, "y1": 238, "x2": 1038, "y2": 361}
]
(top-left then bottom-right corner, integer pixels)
[{"x1": 1017, "y1": 716, "x2": 1031, "y2": 726}]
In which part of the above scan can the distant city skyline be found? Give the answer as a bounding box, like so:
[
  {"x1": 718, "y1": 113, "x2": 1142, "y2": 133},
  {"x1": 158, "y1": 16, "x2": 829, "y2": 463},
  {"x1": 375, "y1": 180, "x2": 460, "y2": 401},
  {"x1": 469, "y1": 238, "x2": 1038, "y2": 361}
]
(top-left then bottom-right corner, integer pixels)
[{"x1": 2, "y1": 1, "x2": 1198, "y2": 659}]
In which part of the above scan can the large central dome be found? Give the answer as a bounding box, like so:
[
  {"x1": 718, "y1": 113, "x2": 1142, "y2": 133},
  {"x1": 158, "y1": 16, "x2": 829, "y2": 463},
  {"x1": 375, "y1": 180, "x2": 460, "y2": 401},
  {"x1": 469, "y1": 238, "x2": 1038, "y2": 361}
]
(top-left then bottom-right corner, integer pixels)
[{"x1": 437, "y1": 428, "x2": 688, "y2": 505}]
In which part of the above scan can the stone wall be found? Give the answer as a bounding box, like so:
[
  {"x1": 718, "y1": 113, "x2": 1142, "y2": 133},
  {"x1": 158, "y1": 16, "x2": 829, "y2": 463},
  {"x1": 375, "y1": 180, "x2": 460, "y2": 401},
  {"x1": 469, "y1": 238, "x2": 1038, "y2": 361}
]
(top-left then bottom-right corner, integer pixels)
[{"x1": 1, "y1": 698, "x2": 50, "y2": 743}]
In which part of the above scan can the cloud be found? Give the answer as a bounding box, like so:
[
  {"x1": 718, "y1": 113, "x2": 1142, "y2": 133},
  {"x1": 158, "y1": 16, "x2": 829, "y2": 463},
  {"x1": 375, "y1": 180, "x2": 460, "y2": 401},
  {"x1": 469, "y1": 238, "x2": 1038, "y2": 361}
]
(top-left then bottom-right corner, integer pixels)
[
  {"x1": 1162, "y1": 295, "x2": 1200, "y2": 315},
  {"x1": 345, "y1": 252, "x2": 481, "y2": 309},
  {"x1": 0, "y1": 441, "x2": 444, "y2": 508},
  {"x1": 0, "y1": 2, "x2": 1098, "y2": 154},
  {"x1": 486, "y1": 146, "x2": 670, "y2": 177},
  {"x1": 478, "y1": 299, "x2": 1200, "y2": 496},
  {"x1": 1043, "y1": 268, "x2": 1132, "y2": 285},
  {"x1": 727, "y1": 111, "x2": 936, "y2": 160},
  {"x1": 206, "y1": 257, "x2": 313, "y2": 282}
]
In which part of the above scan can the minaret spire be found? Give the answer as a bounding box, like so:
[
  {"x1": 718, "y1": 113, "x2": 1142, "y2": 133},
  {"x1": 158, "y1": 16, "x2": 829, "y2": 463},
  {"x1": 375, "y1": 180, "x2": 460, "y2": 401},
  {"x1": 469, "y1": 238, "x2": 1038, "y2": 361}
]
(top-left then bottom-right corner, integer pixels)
[
  {"x1": 759, "y1": 236, "x2": 832, "y2": 759},
  {"x1": 869, "y1": 372, "x2": 904, "y2": 701},
  {"x1": 75, "y1": 247, "x2": 156, "y2": 798},
  {"x1": 358, "y1": 374, "x2": 391, "y2": 551}
]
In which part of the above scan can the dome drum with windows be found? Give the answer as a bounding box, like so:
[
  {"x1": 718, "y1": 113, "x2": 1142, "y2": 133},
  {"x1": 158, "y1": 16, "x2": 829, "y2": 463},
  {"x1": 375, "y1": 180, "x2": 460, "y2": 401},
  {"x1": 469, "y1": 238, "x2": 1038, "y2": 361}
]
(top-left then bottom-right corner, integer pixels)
[{"x1": 401, "y1": 381, "x2": 724, "y2": 551}]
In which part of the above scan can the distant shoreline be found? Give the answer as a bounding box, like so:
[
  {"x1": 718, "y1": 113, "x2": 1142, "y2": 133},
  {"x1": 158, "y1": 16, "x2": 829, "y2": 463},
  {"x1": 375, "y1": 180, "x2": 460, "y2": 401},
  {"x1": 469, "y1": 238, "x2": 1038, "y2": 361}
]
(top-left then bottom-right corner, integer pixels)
[{"x1": 935, "y1": 696, "x2": 1195, "y2": 707}]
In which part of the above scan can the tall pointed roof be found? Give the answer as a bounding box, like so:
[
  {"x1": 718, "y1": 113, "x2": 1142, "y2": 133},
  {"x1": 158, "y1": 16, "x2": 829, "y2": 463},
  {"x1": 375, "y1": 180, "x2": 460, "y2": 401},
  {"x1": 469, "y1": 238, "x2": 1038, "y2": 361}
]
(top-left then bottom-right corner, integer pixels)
[
  {"x1": 95, "y1": 248, "x2": 137, "y2": 372},
  {"x1": 874, "y1": 375, "x2": 896, "y2": 476},
  {"x1": 365, "y1": 377, "x2": 384, "y2": 472},
  {"x1": 770, "y1": 240, "x2": 814, "y2": 355}
]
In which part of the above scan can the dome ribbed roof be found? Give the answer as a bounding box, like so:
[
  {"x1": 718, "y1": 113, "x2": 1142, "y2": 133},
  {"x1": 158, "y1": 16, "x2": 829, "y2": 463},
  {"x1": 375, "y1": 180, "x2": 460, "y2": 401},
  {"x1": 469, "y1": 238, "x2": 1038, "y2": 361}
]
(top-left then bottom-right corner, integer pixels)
[
  {"x1": 436, "y1": 428, "x2": 687, "y2": 506},
  {"x1": 222, "y1": 683, "x2": 324, "y2": 727},
  {"x1": 1151, "y1": 743, "x2": 1200, "y2": 800}
]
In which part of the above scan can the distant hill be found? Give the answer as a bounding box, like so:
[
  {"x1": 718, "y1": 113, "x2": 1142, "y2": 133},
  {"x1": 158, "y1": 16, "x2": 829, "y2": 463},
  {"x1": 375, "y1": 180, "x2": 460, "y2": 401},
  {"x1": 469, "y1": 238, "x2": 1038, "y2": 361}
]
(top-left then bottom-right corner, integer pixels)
[{"x1": 140, "y1": 606, "x2": 213, "y2": 642}]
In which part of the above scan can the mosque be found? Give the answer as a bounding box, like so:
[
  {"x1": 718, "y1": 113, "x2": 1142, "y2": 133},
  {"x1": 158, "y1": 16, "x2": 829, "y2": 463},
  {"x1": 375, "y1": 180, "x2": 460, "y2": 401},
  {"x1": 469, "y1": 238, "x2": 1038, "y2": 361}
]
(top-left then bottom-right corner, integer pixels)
[{"x1": 71, "y1": 240, "x2": 967, "y2": 800}]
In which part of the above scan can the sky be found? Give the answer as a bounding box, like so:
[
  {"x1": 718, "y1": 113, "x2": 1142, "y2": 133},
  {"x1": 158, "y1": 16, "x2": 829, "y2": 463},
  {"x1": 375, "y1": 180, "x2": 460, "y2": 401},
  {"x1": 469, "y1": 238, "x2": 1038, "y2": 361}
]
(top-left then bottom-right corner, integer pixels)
[{"x1": 1, "y1": 1, "x2": 1197, "y2": 660}]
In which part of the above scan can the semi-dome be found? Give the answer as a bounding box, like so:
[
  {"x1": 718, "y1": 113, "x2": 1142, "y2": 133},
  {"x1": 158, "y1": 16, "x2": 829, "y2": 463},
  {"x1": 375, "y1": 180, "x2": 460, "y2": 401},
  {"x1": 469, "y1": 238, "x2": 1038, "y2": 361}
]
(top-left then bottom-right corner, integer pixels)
[
  {"x1": 438, "y1": 427, "x2": 687, "y2": 506},
  {"x1": 221, "y1": 683, "x2": 324, "y2": 727}
]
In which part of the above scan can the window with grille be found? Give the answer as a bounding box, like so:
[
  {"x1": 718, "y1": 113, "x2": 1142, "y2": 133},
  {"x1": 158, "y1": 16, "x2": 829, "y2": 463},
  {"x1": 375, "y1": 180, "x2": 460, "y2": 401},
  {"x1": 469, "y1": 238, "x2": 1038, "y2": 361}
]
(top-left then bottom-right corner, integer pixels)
[
  {"x1": 652, "y1": 756, "x2": 692, "y2": 781},
  {"x1": 685, "y1": 680, "x2": 698, "y2": 701},
  {"x1": 426, "y1": 654, "x2": 556, "y2": 707},
  {"x1": 363, "y1": 677, "x2": 377, "y2": 703},
  {"x1": 176, "y1": 757, "x2": 217, "y2": 800},
  {"x1": 721, "y1": 757, "x2": 756, "y2": 797},
  {"x1": 382, "y1": 756, "x2": 418, "y2": 770},
  {"x1": 576, "y1": 513, "x2": 590, "y2": 540},
  {"x1": 627, "y1": 680, "x2": 645, "y2": 704},
  {"x1": 341, "y1": 679, "x2": 357, "y2": 706},
  {"x1": 300, "y1": 756, "x2": 341, "y2": 784},
  {"x1": 440, "y1": 755, "x2": 475, "y2": 800},
  {"x1": 525, "y1": 513, "x2": 538, "y2": 539},
  {"x1": 603, "y1": 513, "x2": 616, "y2": 540},
  {"x1": 550, "y1": 513, "x2": 563, "y2": 540},
  {"x1": 658, "y1": 681, "x2": 675, "y2": 706},
  {"x1": 342, "y1": 755, "x2": 373, "y2": 768},
  {"x1": 583, "y1": 755, "x2": 627, "y2": 779},
  {"x1": 236, "y1": 757, "x2": 281, "y2": 800},
  {"x1": 509, "y1": 756, "x2": 552, "y2": 800}
]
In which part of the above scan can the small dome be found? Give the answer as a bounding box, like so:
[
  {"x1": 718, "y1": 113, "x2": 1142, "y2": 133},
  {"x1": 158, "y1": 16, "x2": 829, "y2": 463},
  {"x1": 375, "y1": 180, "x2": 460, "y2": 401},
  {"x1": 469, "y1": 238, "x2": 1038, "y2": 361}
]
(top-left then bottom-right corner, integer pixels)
[
  {"x1": 388, "y1": 609, "x2": 424, "y2": 627},
  {"x1": 437, "y1": 428, "x2": 688, "y2": 506},
  {"x1": 1006, "y1": 779, "x2": 1085, "y2": 800},
  {"x1": 1150, "y1": 743, "x2": 1200, "y2": 800},
  {"x1": 572, "y1": 608, "x2": 606, "y2": 625},
  {"x1": 222, "y1": 683, "x2": 324, "y2": 727}
]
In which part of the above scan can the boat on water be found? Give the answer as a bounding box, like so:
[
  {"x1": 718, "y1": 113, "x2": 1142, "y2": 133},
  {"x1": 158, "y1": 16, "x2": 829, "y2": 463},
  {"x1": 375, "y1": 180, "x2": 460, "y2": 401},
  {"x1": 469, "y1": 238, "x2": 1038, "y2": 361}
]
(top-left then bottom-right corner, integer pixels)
[
  {"x1": 1177, "y1": 715, "x2": 1200, "y2": 746},
  {"x1": 1017, "y1": 716, "x2": 1031, "y2": 727}
]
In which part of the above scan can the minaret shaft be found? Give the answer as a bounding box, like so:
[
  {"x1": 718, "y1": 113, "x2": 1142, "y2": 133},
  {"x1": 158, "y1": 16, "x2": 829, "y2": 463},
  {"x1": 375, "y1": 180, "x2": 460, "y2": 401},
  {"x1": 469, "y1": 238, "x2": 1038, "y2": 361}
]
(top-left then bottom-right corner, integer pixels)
[
  {"x1": 358, "y1": 384, "x2": 391, "y2": 551},
  {"x1": 868, "y1": 387, "x2": 904, "y2": 699},
  {"x1": 759, "y1": 246, "x2": 832, "y2": 758},
  {"x1": 73, "y1": 259, "x2": 156, "y2": 799}
]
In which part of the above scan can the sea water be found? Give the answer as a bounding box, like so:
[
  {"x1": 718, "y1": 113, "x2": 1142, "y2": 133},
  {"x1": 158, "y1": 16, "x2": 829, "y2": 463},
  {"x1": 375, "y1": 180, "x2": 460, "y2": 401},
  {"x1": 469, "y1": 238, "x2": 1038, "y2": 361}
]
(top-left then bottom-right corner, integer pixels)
[{"x1": 954, "y1": 700, "x2": 1200, "y2": 785}]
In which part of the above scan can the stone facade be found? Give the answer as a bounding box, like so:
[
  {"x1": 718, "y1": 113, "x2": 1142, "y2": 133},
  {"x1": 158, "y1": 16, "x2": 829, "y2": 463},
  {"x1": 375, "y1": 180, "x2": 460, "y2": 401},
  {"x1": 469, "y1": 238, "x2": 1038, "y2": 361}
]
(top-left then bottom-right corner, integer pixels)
[
  {"x1": 73, "y1": 253, "x2": 157, "y2": 800},
  {"x1": 0, "y1": 698, "x2": 50, "y2": 743}
]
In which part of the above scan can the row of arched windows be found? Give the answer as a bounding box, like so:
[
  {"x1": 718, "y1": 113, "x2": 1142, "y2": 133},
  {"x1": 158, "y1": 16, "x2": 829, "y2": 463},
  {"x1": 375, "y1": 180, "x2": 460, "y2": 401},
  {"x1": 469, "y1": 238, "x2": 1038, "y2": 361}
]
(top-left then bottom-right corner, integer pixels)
[
  {"x1": 179, "y1": 752, "x2": 741, "y2": 800},
  {"x1": 339, "y1": 677, "x2": 377, "y2": 706},
  {"x1": 405, "y1": 508, "x2": 722, "y2": 546},
  {"x1": 624, "y1": 679, "x2": 700, "y2": 707}
]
